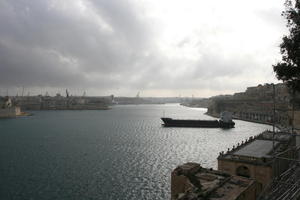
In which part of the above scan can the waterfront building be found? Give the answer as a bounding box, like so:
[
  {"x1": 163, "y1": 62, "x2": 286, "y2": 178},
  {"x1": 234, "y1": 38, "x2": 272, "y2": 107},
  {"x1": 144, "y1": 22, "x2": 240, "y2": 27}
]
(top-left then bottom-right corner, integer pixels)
[
  {"x1": 171, "y1": 131, "x2": 298, "y2": 199},
  {"x1": 218, "y1": 131, "x2": 296, "y2": 191},
  {"x1": 207, "y1": 83, "x2": 300, "y2": 129},
  {"x1": 11, "y1": 95, "x2": 113, "y2": 110}
]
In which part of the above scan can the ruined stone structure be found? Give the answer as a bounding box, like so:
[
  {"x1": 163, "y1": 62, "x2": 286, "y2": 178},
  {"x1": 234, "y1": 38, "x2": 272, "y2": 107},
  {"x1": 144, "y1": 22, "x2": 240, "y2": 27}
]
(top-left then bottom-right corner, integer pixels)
[
  {"x1": 218, "y1": 131, "x2": 296, "y2": 191},
  {"x1": 171, "y1": 162, "x2": 258, "y2": 200}
]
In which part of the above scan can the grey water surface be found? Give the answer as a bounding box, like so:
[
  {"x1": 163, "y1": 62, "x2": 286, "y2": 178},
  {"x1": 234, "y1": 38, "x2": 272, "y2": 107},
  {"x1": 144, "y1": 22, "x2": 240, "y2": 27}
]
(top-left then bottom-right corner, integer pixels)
[{"x1": 0, "y1": 104, "x2": 272, "y2": 200}]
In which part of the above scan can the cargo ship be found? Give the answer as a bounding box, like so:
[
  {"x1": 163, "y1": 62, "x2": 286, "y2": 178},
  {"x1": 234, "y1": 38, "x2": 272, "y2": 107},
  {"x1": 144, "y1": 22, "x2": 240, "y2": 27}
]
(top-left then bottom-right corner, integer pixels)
[{"x1": 161, "y1": 111, "x2": 235, "y2": 128}]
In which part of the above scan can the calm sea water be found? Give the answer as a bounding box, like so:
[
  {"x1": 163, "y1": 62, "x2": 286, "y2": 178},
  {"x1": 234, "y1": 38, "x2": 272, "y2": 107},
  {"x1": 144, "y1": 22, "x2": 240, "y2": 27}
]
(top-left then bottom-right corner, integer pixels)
[{"x1": 0, "y1": 104, "x2": 272, "y2": 200}]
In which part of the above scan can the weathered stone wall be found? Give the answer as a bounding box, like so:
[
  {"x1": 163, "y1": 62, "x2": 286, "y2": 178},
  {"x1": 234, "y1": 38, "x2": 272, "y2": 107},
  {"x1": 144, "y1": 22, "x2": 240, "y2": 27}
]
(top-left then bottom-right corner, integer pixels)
[
  {"x1": 207, "y1": 83, "x2": 298, "y2": 128},
  {"x1": 171, "y1": 172, "x2": 191, "y2": 200},
  {"x1": 171, "y1": 163, "x2": 200, "y2": 200},
  {"x1": 0, "y1": 107, "x2": 19, "y2": 118},
  {"x1": 218, "y1": 159, "x2": 272, "y2": 190},
  {"x1": 236, "y1": 181, "x2": 258, "y2": 200}
]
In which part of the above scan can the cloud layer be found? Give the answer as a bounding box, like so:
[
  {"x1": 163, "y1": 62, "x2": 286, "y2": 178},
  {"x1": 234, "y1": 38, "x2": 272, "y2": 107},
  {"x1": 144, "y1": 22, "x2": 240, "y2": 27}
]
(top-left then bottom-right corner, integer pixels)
[{"x1": 0, "y1": 0, "x2": 287, "y2": 97}]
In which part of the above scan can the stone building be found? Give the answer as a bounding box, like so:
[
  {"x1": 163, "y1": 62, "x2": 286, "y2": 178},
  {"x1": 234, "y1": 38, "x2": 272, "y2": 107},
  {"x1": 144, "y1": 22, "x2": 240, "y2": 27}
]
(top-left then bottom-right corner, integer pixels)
[
  {"x1": 217, "y1": 131, "x2": 296, "y2": 191},
  {"x1": 0, "y1": 96, "x2": 21, "y2": 118},
  {"x1": 171, "y1": 130, "x2": 299, "y2": 199},
  {"x1": 207, "y1": 83, "x2": 299, "y2": 128},
  {"x1": 171, "y1": 162, "x2": 258, "y2": 200}
]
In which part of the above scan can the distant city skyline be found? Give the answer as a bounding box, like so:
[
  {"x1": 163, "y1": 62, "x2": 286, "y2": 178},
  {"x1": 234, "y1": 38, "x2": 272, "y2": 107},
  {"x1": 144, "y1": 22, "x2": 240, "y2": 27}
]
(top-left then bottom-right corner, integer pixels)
[{"x1": 0, "y1": 0, "x2": 286, "y2": 97}]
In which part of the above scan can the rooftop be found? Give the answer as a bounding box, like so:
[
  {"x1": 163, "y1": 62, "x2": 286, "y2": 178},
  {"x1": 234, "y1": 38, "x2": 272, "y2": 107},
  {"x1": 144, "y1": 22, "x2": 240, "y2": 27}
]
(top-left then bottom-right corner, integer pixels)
[
  {"x1": 172, "y1": 163, "x2": 255, "y2": 200},
  {"x1": 231, "y1": 140, "x2": 278, "y2": 158},
  {"x1": 218, "y1": 131, "x2": 295, "y2": 164}
]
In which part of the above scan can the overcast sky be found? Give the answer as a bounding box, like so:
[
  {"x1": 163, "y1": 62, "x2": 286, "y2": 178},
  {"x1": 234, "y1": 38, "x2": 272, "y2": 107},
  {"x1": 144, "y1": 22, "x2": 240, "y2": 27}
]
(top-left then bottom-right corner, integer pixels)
[{"x1": 0, "y1": 0, "x2": 287, "y2": 97}]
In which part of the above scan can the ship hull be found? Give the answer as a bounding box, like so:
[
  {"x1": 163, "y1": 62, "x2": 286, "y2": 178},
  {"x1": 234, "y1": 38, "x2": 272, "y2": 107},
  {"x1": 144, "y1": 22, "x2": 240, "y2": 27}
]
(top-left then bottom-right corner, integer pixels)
[{"x1": 161, "y1": 118, "x2": 235, "y2": 128}]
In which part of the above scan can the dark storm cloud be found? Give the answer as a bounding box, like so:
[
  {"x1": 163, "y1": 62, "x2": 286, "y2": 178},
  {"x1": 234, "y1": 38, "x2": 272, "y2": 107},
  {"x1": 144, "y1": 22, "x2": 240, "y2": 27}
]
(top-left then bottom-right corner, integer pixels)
[
  {"x1": 129, "y1": 51, "x2": 257, "y2": 91},
  {"x1": 0, "y1": 0, "x2": 154, "y2": 89},
  {"x1": 0, "y1": 0, "x2": 287, "y2": 96}
]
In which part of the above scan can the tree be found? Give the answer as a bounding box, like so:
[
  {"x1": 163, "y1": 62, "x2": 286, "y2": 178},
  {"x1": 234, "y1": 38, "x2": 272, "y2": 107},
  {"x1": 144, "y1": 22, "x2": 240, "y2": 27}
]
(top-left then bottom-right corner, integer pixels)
[{"x1": 273, "y1": 0, "x2": 300, "y2": 93}]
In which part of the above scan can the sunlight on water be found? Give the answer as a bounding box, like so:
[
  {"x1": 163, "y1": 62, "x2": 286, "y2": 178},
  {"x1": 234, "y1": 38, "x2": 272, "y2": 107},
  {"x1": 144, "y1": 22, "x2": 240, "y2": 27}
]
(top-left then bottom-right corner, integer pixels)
[{"x1": 0, "y1": 104, "x2": 272, "y2": 200}]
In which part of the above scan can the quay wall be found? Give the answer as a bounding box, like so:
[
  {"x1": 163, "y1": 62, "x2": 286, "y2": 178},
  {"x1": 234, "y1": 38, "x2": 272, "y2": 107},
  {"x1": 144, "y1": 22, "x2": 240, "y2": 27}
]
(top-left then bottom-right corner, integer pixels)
[
  {"x1": 206, "y1": 83, "x2": 300, "y2": 129},
  {"x1": 0, "y1": 107, "x2": 21, "y2": 118}
]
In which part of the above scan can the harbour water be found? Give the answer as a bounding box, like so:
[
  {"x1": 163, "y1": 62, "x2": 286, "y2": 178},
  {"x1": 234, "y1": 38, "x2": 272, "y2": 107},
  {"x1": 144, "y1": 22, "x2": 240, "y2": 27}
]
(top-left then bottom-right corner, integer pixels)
[{"x1": 0, "y1": 104, "x2": 272, "y2": 200}]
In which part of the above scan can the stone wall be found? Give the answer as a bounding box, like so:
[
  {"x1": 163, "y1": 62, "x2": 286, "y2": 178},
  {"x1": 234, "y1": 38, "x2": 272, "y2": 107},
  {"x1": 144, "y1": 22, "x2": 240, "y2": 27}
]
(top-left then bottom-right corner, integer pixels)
[
  {"x1": 207, "y1": 83, "x2": 299, "y2": 128},
  {"x1": 0, "y1": 107, "x2": 20, "y2": 118},
  {"x1": 218, "y1": 159, "x2": 272, "y2": 190},
  {"x1": 217, "y1": 132, "x2": 296, "y2": 192}
]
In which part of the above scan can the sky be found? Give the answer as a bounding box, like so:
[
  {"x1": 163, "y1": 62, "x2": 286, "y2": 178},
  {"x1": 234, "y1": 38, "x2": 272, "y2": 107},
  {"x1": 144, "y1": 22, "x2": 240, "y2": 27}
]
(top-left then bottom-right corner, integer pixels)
[{"x1": 0, "y1": 0, "x2": 288, "y2": 97}]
